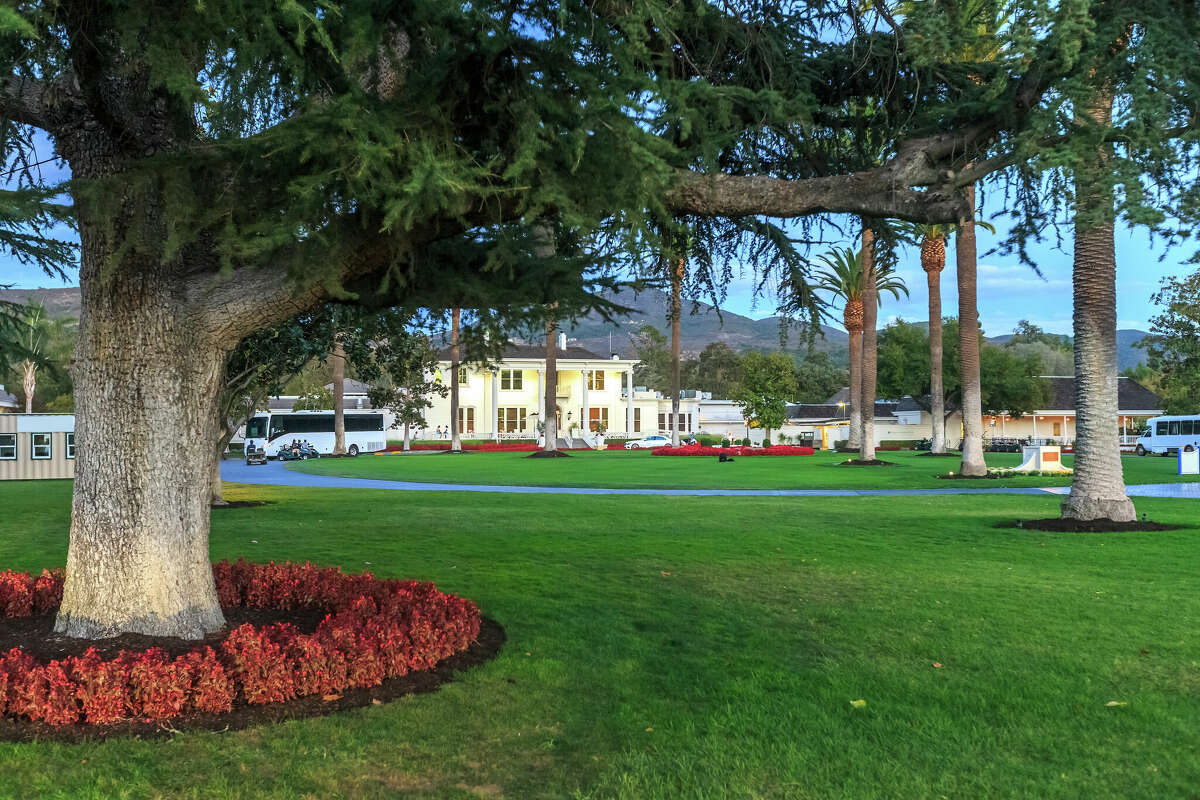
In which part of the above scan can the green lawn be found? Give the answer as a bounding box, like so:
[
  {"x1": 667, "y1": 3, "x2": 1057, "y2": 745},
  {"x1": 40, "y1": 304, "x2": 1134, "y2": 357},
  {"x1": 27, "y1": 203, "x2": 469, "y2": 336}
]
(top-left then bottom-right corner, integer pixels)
[
  {"x1": 1, "y1": 480, "x2": 1198, "y2": 798},
  {"x1": 290, "y1": 448, "x2": 1195, "y2": 490}
]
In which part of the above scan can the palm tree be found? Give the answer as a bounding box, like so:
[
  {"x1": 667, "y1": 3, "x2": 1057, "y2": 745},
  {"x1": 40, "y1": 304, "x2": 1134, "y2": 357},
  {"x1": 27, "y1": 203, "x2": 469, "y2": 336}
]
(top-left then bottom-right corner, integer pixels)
[
  {"x1": 669, "y1": 255, "x2": 685, "y2": 448},
  {"x1": 449, "y1": 307, "x2": 463, "y2": 453},
  {"x1": 955, "y1": 187, "x2": 987, "y2": 475},
  {"x1": 813, "y1": 247, "x2": 867, "y2": 449},
  {"x1": 858, "y1": 228, "x2": 909, "y2": 462},
  {"x1": 1062, "y1": 87, "x2": 1135, "y2": 521},
  {"x1": 17, "y1": 303, "x2": 49, "y2": 413}
]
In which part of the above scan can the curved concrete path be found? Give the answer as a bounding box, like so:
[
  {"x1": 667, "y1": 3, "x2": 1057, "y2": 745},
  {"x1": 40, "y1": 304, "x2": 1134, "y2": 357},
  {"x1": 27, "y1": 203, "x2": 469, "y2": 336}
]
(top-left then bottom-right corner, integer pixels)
[{"x1": 221, "y1": 459, "x2": 1200, "y2": 498}]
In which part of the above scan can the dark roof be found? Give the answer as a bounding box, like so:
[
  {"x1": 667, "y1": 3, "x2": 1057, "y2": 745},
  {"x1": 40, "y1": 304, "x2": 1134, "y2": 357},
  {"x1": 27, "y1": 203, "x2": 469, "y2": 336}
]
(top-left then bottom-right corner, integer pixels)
[
  {"x1": 1041, "y1": 376, "x2": 1162, "y2": 412},
  {"x1": 895, "y1": 396, "x2": 924, "y2": 413},
  {"x1": 436, "y1": 343, "x2": 607, "y2": 361},
  {"x1": 787, "y1": 401, "x2": 897, "y2": 421},
  {"x1": 268, "y1": 397, "x2": 375, "y2": 411},
  {"x1": 825, "y1": 386, "x2": 850, "y2": 404}
]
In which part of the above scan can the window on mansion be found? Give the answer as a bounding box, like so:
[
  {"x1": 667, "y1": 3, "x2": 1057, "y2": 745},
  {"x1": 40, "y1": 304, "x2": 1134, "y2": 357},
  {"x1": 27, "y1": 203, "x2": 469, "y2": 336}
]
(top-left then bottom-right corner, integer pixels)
[
  {"x1": 500, "y1": 369, "x2": 523, "y2": 390},
  {"x1": 457, "y1": 407, "x2": 475, "y2": 433},
  {"x1": 587, "y1": 407, "x2": 609, "y2": 432},
  {"x1": 587, "y1": 370, "x2": 605, "y2": 390},
  {"x1": 657, "y1": 412, "x2": 692, "y2": 432},
  {"x1": 497, "y1": 407, "x2": 528, "y2": 433},
  {"x1": 458, "y1": 368, "x2": 469, "y2": 385}
]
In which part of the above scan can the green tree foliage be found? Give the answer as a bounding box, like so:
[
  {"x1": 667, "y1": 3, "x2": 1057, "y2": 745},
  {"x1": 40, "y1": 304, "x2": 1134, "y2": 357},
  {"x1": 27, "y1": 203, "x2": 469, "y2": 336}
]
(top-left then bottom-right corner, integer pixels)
[
  {"x1": 1142, "y1": 271, "x2": 1200, "y2": 414},
  {"x1": 731, "y1": 351, "x2": 794, "y2": 436},
  {"x1": 1, "y1": 302, "x2": 75, "y2": 412},
  {"x1": 793, "y1": 351, "x2": 848, "y2": 403},
  {"x1": 693, "y1": 342, "x2": 743, "y2": 399},
  {"x1": 877, "y1": 319, "x2": 1048, "y2": 417},
  {"x1": 631, "y1": 325, "x2": 673, "y2": 391}
]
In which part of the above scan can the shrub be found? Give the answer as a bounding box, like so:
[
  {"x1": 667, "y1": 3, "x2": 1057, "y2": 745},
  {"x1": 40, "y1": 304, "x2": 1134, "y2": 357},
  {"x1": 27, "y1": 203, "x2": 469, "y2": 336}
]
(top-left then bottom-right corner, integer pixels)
[
  {"x1": 651, "y1": 444, "x2": 815, "y2": 457},
  {"x1": 0, "y1": 562, "x2": 480, "y2": 726}
]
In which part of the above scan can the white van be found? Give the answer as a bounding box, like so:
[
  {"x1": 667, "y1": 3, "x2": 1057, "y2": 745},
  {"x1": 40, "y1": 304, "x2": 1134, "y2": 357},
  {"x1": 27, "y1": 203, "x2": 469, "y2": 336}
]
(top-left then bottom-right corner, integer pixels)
[{"x1": 1135, "y1": 415, "x2": 1200, "y2": 455}]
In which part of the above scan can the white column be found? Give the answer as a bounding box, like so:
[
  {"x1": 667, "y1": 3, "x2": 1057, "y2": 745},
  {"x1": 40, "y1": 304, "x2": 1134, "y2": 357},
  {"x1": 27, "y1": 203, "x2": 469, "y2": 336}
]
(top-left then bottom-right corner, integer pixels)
[
  {"x1": 537, "y1": 369, "x2": 545, "y2": 419},
  {"x1": 1033, "y1": 415, "x2": 1038, "y2": 441},
  {"x1": 581, "y1": 365, "x2": 589, "y2": 438},
  {"x1": 491, "y1": 369, "x2": 500, "y2": 440},
  {"x1": 626, "y1": 370, "x2": 635, "y2": 433}
]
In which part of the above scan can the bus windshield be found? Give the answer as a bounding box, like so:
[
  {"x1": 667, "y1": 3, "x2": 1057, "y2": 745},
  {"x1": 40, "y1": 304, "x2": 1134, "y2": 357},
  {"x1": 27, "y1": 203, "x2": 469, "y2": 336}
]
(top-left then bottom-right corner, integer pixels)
[{"x1": 245, "y1": 417, "x2": 268, "y2": 439}]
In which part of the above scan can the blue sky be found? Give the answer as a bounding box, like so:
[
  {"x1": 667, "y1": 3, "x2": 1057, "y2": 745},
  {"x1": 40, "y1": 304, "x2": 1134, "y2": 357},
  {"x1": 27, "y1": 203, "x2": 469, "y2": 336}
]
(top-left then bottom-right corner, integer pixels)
[{"x1": 3, "y1": 157, "x2": 1189, "y2": 336}]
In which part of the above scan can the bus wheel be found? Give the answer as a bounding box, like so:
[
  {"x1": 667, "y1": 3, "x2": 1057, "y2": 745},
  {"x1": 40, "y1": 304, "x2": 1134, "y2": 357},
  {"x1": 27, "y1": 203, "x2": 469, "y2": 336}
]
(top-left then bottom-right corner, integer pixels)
[
  {"x1": 1136, "y1": 444, "x2": 1146, "y2": 456},
  {"x1": 348, "y1": 445, "x2": 359, "y2": 457}
]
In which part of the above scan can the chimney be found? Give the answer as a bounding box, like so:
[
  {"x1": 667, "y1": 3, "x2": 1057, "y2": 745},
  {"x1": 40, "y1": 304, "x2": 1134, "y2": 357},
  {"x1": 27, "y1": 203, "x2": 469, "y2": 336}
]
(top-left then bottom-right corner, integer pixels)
[{"x1": 558, "y1": 332, "x2": 567, "y2": 351}]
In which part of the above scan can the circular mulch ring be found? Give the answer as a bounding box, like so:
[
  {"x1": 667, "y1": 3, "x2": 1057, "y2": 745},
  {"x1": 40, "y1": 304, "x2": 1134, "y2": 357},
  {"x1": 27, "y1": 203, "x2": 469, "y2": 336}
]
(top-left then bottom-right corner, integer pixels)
[
  {"x1": 994, "y1": 519, "x2": 1183, "y2": 533},
  {"x1": 915, "y1": 452, "x2": 961, "y2": 458},
  {"x1": 211, "y1": 500, "x2": 274, "y2": 509},
  {"x1": 0, "y1": 561, "x2": 494, "y2": 741},
  {"x1": 839, "y1": 459, "x2": 896, "y2": 466},
  {"x1": 527, "y1": 450, "x2": 572, "y2": 458}
]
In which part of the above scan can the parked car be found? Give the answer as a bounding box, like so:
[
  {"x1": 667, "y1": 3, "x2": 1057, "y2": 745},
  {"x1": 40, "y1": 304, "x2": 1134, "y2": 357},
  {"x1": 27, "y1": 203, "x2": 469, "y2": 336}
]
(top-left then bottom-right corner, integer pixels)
[{"x1": 625, "y1": 435, "x2": 671, "y2": 450}]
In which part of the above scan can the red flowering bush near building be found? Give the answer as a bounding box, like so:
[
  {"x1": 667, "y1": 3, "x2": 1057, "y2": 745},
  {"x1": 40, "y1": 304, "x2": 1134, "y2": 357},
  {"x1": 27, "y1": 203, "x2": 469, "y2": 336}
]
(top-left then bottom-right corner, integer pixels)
[
  {"x1": 0, "y1": 561, "x2": 481, "y2": 726},
  {"x1": 651, "y1": 444, "x2": 815, "y2": 456}
]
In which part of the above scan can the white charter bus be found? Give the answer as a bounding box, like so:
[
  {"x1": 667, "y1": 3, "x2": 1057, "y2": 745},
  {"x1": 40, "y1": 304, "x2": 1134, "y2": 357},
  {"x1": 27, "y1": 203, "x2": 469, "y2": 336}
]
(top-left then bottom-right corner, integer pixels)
[
  {"x1": 1135, "y1": 415, "x2": 1200, "y2": 455},
  {"x1": 243, "y1": 411, "x2": 386, "y2": 458}
]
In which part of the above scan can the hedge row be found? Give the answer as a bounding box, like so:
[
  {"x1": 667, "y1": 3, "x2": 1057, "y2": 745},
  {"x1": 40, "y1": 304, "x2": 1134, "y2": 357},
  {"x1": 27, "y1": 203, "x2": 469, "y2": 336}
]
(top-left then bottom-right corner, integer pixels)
[
  {"x1": 0, "y1": 561, "x2": 480, "y2": 726},
  {"x1": 651, "y1": 445, "x2": 815, "y2": 456}
]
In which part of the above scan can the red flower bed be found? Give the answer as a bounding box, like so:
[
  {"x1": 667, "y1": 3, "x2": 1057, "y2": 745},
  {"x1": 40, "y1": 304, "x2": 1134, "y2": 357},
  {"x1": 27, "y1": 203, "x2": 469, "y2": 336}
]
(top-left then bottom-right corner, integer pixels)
[
  {"x1": 651, "y1": 444, "x2": 815, "y2": 456},
  {"x1": 0, "y1": 562, "x2": 480, "y2": 726}
]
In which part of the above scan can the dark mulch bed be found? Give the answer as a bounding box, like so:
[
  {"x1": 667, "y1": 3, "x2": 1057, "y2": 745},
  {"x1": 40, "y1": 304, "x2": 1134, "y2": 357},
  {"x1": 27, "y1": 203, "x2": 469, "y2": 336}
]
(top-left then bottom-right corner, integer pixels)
[
  {"x1": 438, "y1": 449, "x2": 474, "y2": 455},
  {"x1": 0, "y1": 607, "x2": 328, "y2": 662},
  {"x1": 916, "y1": 452, "x2": 962, "y2": 458},
  {"x1": 527, "y1": 450, "x2": 572, "y2": 458},
  {"x1": 994, "y1": 519, "x2": 1182, "y2": 533},
  {"x1": 211, "y1": 500, "x2": 274, "y2": 510},
  {"x1": 839, "y1": 459, "x2": 896, "y2": 466},
  {"x1": 0, "y1": 617, "x2": 505, "y2": 743},
  {"x1": 937, "y1": 472, "x2": 1002, "y2": 480}
]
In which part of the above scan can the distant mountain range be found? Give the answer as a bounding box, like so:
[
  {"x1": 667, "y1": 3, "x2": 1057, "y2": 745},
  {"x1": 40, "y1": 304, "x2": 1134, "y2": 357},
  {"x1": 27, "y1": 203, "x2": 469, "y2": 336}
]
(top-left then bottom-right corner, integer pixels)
[{"x1": 1, "y1": 285, "x2": 1155, "y2": 371}]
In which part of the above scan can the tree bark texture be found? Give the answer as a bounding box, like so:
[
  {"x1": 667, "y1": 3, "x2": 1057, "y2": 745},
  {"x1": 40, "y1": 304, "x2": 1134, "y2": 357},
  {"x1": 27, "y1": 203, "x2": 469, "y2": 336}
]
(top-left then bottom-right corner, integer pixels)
[
  {"x1": 57, "y1": 213, "x2": 227, "y2": 639},
  {"x1": 331, "y1": 338, "x2": 346, "y2": 455},
  {"x1": 21, "y1": 361, "x2": 35, "y2": 413},
  {"x1": 543, "y1": 315, "x2": 558, "y2": 451},
  {"x1": 847, "y1": 326, "x2": 863, "y2": 450},
  {"x1": 403, "y1": 422, "x2": 411, "y2": 451},
  {"x1": 956, "y1": 185, "x2": 986, "y2": 476},
  {"x1": 450, "y1": 308, "x2": 462, "y2": 452},
  {"x1": 859, "y1": 227, "x2": 878, "y2": 462},
  {"x1": 926, "y1": 263, "x2": 947, "y2": 454},
  {"x1": 1062, "y1": 89, "x2": 1135, "y2": 522},
  {"x1": 670, "y1": 257, "x2": 684, "y2": 448}
]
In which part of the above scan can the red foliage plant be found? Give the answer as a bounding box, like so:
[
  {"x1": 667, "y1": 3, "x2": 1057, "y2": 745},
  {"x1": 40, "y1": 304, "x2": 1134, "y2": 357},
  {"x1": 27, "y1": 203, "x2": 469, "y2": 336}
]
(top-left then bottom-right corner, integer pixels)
[
  {"x1": 650, "y1": 445, "x2": 815, "y2": 456},
  {"x1": 0, "y1": 562, "x2": 480, "y2": 726}
]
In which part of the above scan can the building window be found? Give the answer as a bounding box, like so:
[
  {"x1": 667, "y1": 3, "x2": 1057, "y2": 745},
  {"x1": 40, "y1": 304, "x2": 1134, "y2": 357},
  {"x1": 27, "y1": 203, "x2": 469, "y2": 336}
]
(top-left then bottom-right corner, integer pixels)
[
  {"x1": 634, "y1": 408, "x2": 641, "y2": 433},
  {"x1": 587, "y1": 370, "x2": 605, "y2": 391},
  {"x1": 657, "y1": 412, "x2": 691, "y2": 433},
  {"x1": 31, "y1": 433, "x2": 52, "y2": 460},
  {"x1": 497, "y1": 407, "x2": 527, "y2": 433},
  {"x1": 457, "y1": 407, "x2": 475, "y2": 434},
  {"x1": 458, "y1": 368, "x2": 469, "y2": 385},
  {"x1": 66, "y1": 433, "x2": 76, "y2": 459},
  {"x1": 588, "y1": 407, "x2": 609, "y2": 432},
  {"x1": 500, "y1": 369, "x2": 523, "y2": 390},
  {"x1": 0, "y1": 433, "x2": 14, "y2": 460}
]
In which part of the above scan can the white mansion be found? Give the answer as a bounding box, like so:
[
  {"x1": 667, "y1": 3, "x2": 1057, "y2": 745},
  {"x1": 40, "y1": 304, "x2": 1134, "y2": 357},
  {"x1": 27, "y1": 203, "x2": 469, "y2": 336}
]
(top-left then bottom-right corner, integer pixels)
[{"x1": 423, "y1": 334, "x2": 748, "y2": 441}]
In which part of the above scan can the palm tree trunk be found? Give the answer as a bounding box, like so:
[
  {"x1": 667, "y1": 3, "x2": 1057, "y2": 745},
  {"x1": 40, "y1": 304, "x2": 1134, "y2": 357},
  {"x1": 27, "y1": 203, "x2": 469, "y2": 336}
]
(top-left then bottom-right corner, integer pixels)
[
  {"x1": 542, "y1": 313, "x2": 559, "y2": 452},
  {"x1": 847, "y1": 331, "x2": 862, "y2": 449},
  {"x1": 21, "y1": 360, "x2": 35, "y2": 413},
  {"x1": 859, "y1": 226, "x2": 878, "y2": 462},
  {"x1": 956, "y1": 184, "x2": 986, "y2": 475},
  {"x1": 1061, "y1": 88, "x2": 1135, "y2": 521},
  {"x1": 670, "y1": 257, "x2": 684, "y2": 448},
  {"x1": 331, "y1": 337, "x2": 346, "y2": 455},
  {"x1": 927, "y1": 266, "x2": 946, "y2": 453},
  {"x1": 449, "y1": 308, "x2": 462, "y2": 452}
]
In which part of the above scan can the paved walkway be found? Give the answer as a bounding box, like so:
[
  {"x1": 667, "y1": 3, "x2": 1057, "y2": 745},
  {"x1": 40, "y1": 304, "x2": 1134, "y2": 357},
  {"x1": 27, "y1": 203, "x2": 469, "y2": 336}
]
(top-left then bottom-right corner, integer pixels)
[{"x1": 220, "y1": 459, "x2": 1200, "y2": 498}]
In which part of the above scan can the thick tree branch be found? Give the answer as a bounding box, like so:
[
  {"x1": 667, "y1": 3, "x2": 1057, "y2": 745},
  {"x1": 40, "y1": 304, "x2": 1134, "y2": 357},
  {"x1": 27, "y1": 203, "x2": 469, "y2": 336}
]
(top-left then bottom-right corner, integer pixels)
[{"x1": 0, "y1": 75, "x2": 53, "y2": 130}]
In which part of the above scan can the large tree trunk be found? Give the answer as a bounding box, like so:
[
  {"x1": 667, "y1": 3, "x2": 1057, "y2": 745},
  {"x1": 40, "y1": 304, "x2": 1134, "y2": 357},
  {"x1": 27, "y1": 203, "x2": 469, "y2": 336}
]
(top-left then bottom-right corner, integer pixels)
[
  {"x1": 925, "y1": 244, "x2": 947, "y2": 453},
  {"x1": 543, "y1": 315, "x2": 559, "y2": 452},
  {"x1": 21, "y1": 360, "x2": 35, "y2": 413},
  {"x1": 859, "y1": 226, "x2": 878, "y2": 462},
  {"x1": 847, "y1": 328, "x2": 863, "y2": 450},
  {"x1": 403, "y1": 421, "x2": 411, "y2": 451},
  {"x1": 670, "y1": 257, "x2": 684, "y2": 448},
  {"x1": 331, "y1": 337, "x2": 346, "y2": 455},
  {"x1": 210, "y1": 426, "x2": 238, "y2": 508},
  {"x1": 1062, "y1": 89, "x2": 1134, "y2": 522},
  {"x1": 56, "y1": 234, "x2": 226, "y2": 639},
  {"x1": 449, "y1": 308, "x2": 462, "y2": 452},
  {"x1": 956, "y1": 185, "x2": 986, "y2": 476}
]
